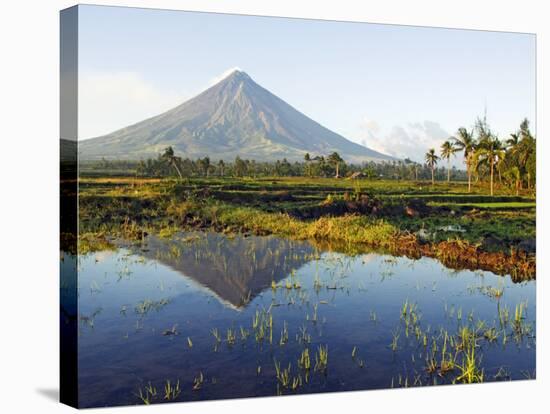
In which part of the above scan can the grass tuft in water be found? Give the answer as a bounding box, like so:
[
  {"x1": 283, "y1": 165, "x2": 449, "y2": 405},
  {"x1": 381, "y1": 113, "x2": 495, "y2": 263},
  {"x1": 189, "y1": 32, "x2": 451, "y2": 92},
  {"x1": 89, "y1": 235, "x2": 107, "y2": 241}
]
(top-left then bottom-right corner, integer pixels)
[
  {"x1": 314, "y1": 345, "x2": 329, "y2": 373},
  {"x1": 163, "y1": 380, "x2": 181, "y2": 400}
]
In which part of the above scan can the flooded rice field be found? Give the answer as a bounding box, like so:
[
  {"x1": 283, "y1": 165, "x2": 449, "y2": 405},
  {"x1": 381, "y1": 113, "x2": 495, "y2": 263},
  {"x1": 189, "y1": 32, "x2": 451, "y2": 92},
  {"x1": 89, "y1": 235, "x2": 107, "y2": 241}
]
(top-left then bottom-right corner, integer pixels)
[{"x1": 67, "y1": 232, "x2": 535, "y2": 407}]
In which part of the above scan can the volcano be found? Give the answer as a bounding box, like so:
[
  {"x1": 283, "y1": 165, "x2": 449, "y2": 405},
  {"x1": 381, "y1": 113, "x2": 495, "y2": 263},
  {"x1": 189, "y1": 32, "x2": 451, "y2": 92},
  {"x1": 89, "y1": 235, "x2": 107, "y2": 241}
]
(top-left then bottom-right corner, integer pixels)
[{"x1": 79, "y1": 70, "x2": 392, "y2": 163}]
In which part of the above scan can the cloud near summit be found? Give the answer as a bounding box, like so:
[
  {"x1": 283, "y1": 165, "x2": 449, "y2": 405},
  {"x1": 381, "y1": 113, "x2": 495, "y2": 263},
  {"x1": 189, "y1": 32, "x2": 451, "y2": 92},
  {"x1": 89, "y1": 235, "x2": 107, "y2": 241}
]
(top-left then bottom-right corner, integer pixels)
[{"x1": 359, "y1": 119, "x2": 464, "y2": 167}]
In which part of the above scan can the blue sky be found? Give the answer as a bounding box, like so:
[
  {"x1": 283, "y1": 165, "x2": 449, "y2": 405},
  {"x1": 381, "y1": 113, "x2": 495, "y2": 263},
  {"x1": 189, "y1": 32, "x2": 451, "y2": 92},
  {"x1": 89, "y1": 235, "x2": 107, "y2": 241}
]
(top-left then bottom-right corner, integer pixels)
[{"x1": 78, "y1": 5, "x2": 535, "y2": 165}]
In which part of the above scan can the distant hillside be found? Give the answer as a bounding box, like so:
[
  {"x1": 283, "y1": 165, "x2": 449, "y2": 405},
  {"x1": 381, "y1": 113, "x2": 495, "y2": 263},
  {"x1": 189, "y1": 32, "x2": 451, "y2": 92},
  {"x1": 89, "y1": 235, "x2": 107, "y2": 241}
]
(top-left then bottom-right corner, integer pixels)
[{"x1": 80, "y1": 70, "x2": 394, "y2": 163}]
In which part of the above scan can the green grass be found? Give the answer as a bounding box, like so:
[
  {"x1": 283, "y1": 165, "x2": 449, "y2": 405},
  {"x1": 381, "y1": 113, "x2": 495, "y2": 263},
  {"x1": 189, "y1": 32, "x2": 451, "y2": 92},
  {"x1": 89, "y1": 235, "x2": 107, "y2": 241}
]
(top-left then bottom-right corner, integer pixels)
[
  {"x1": 428, "y1": 201, "x2": 535, "y2": 209},
  {"x1": 76, "y1": 176, "x2": 535, "y2": 279}
]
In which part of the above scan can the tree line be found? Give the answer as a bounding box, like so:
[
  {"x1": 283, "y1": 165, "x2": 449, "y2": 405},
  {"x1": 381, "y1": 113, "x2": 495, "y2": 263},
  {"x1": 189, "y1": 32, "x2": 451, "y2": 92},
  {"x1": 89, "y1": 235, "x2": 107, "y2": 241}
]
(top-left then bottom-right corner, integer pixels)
[
  {"x1": 81, "y1": 116, "x2": 535, "y2": 196},
  {"x1": 131, "y1": 148, "x2": 466, "y2": 182},
  {"x1": 425, "y1": 117, "x2": 536, "y2": 195}
]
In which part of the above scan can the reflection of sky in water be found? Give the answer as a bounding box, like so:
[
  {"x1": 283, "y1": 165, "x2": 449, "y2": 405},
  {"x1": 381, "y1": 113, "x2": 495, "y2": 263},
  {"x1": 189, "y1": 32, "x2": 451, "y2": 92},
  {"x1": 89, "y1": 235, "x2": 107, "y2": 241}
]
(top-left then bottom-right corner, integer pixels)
[{"x1": 76, "y1": 233, "x2": 536, "y2": 408}]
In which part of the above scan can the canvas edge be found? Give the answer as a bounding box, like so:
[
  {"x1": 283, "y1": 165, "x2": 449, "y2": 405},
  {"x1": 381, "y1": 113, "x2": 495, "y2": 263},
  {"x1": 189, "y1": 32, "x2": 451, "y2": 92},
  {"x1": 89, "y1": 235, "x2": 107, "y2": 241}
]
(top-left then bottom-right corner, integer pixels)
[{"x1": 60, "y1": 4, "x2": 79, "y2": 409}]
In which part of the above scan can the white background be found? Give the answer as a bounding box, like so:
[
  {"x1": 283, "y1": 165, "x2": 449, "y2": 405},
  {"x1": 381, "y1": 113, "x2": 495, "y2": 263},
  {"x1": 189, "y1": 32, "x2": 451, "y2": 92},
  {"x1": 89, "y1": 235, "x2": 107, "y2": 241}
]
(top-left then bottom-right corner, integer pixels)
[{"x1": 0, "y1": 0, "x2": 547, "y2": 412}]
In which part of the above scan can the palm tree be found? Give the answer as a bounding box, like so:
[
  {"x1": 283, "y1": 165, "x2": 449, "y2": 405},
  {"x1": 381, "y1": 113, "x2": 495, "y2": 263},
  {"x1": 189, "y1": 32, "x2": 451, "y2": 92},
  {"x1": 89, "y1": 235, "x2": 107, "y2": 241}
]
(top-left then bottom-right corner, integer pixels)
[
  {"x1": 327, "y1": 152, "x2": 344, "y2": 178},
  {"x1": 474, "y1": 116, "x2": 505, "y2": 196},
  {"x1": 517, "y1": 118, "x2": 535, "y2": 190},
  {"x1": 519, "y1": 118, "x2": 531, "y2": 140},
  {"x1": 218, "y1": 160, "x2": 225, "y2": 177},
  {"x1": 505, "y1": 166, "x2": 521, "y2": 196},
  {"x1": 161, "y1": 146, "x2": 183, "y2": 179},
  {"x1": 496, "y1": 150, "x2": 507, "y2": 184},
  {"x1": 475, "y1": 135, "x2": 504, "y2": 196},
  {"x1": 440, "y1": 140, "x2": 458, "y2": 182},
  {"x1": 506, "y1": 132, "x2": 520, "y2": 148},
  {"x1": 304, "y1": 153, "x2": 311, "y2": 177},
  {"x1": 453, "y1": 127, "x2": 476, "y2": 192},
  {"x1": 425, "y1": 148, "x2": 439, "y2": 185},
  {"x1": 234, "y1": 156, "x2": 247, "y2": 177},
  {"x1": 200, "y1": 156, "x2": 211, "y2": 177}
]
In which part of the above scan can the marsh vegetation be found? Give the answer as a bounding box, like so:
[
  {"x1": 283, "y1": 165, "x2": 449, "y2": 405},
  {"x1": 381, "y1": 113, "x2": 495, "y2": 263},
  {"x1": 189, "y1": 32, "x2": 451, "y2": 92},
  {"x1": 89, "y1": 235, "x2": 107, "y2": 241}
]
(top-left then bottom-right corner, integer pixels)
[{"x1": 77, "y1": 174, "x2": 535, "y2": 279}]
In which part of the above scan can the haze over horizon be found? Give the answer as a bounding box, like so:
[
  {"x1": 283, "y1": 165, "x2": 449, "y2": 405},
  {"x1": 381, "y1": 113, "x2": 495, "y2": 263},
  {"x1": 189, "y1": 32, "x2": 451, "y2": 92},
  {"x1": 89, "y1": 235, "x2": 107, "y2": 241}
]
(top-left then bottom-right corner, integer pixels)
[{"x1": 77, "y1": 5, "x2": 535, "y2": 166}]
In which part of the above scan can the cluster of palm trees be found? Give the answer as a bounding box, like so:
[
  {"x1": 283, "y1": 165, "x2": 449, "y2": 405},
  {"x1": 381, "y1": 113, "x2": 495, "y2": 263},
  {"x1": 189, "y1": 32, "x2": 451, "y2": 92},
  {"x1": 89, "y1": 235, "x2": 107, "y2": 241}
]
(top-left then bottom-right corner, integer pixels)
[
  {"x1": 157, "y1": 148, "x2": 345, "y2": 178},
  {"x1": 424, "y1": 117, "x2": 535, "y2": 195}
]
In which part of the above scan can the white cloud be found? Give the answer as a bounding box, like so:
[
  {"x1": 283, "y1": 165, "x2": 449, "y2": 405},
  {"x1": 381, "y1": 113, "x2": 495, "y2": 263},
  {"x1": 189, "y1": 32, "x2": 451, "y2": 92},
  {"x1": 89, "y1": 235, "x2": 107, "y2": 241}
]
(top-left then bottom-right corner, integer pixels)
[
  {"x1": 79, "y1": 71, "x2": 187, "y2": 139},
  {"x1": 359, "y1": 118, "x2": 465, "y2": 167},
  {"x1": 361, "y1": 117, "x2": 380, "y2": 135}
]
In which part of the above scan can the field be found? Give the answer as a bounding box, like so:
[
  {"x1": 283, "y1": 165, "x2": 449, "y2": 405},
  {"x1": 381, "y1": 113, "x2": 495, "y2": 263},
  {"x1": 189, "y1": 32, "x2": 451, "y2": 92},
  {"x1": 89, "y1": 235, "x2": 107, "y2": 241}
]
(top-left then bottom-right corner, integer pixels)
[
  {"x1": 77, "y1": 176, "x2": 535, "y2": 280},
  {"x1": 64, "y1": 175, "x2": 537, "y2": 406},
  {"x1": 68, "y1": 175, "x2": 537, "y2": 406}
]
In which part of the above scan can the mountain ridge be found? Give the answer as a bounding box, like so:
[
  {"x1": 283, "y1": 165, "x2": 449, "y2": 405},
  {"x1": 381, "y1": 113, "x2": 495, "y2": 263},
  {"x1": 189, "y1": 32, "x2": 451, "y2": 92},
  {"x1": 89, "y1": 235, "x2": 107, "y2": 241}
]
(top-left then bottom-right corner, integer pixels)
[{"x1": 80, "y1": 70, "x2": 394, "y2": 163}]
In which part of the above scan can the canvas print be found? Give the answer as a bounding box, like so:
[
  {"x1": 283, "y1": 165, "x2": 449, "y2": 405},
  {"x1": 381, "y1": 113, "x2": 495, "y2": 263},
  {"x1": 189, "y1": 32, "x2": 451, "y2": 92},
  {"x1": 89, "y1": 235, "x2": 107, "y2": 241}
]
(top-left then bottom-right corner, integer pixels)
[{"x1": 60, "y1": 5, "x2": 536, "y2": 408}]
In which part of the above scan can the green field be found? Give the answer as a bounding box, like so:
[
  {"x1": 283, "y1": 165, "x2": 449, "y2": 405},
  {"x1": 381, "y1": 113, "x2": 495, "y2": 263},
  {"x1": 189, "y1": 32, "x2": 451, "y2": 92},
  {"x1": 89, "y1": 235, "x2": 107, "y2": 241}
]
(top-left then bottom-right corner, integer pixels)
[{"x1": 75, "y1": 176, "x2": 535, "y2": 279}]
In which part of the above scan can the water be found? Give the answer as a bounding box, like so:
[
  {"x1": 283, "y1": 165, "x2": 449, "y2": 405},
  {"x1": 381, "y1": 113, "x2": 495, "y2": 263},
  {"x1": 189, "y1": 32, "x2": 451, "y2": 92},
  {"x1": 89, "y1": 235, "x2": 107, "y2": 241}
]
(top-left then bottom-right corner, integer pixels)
[{"x1": 72, "y1": 232, "x2": 536, "y2": 407}]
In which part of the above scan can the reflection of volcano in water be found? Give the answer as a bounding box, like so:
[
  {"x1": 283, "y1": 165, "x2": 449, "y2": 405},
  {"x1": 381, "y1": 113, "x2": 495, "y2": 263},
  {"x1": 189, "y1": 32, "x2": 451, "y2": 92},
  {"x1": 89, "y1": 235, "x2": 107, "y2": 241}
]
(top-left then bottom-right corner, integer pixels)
[{"x1": 140, "y1": 232, "x2": 317, "y2": 309}]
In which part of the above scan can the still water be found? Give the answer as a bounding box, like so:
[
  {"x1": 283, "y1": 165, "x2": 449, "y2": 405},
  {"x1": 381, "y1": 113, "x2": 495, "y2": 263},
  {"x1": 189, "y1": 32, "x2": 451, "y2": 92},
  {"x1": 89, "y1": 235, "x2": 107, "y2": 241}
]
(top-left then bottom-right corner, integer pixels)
[{"x1": 72, "y1": 232, "x2": 535, "y2": 407}]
